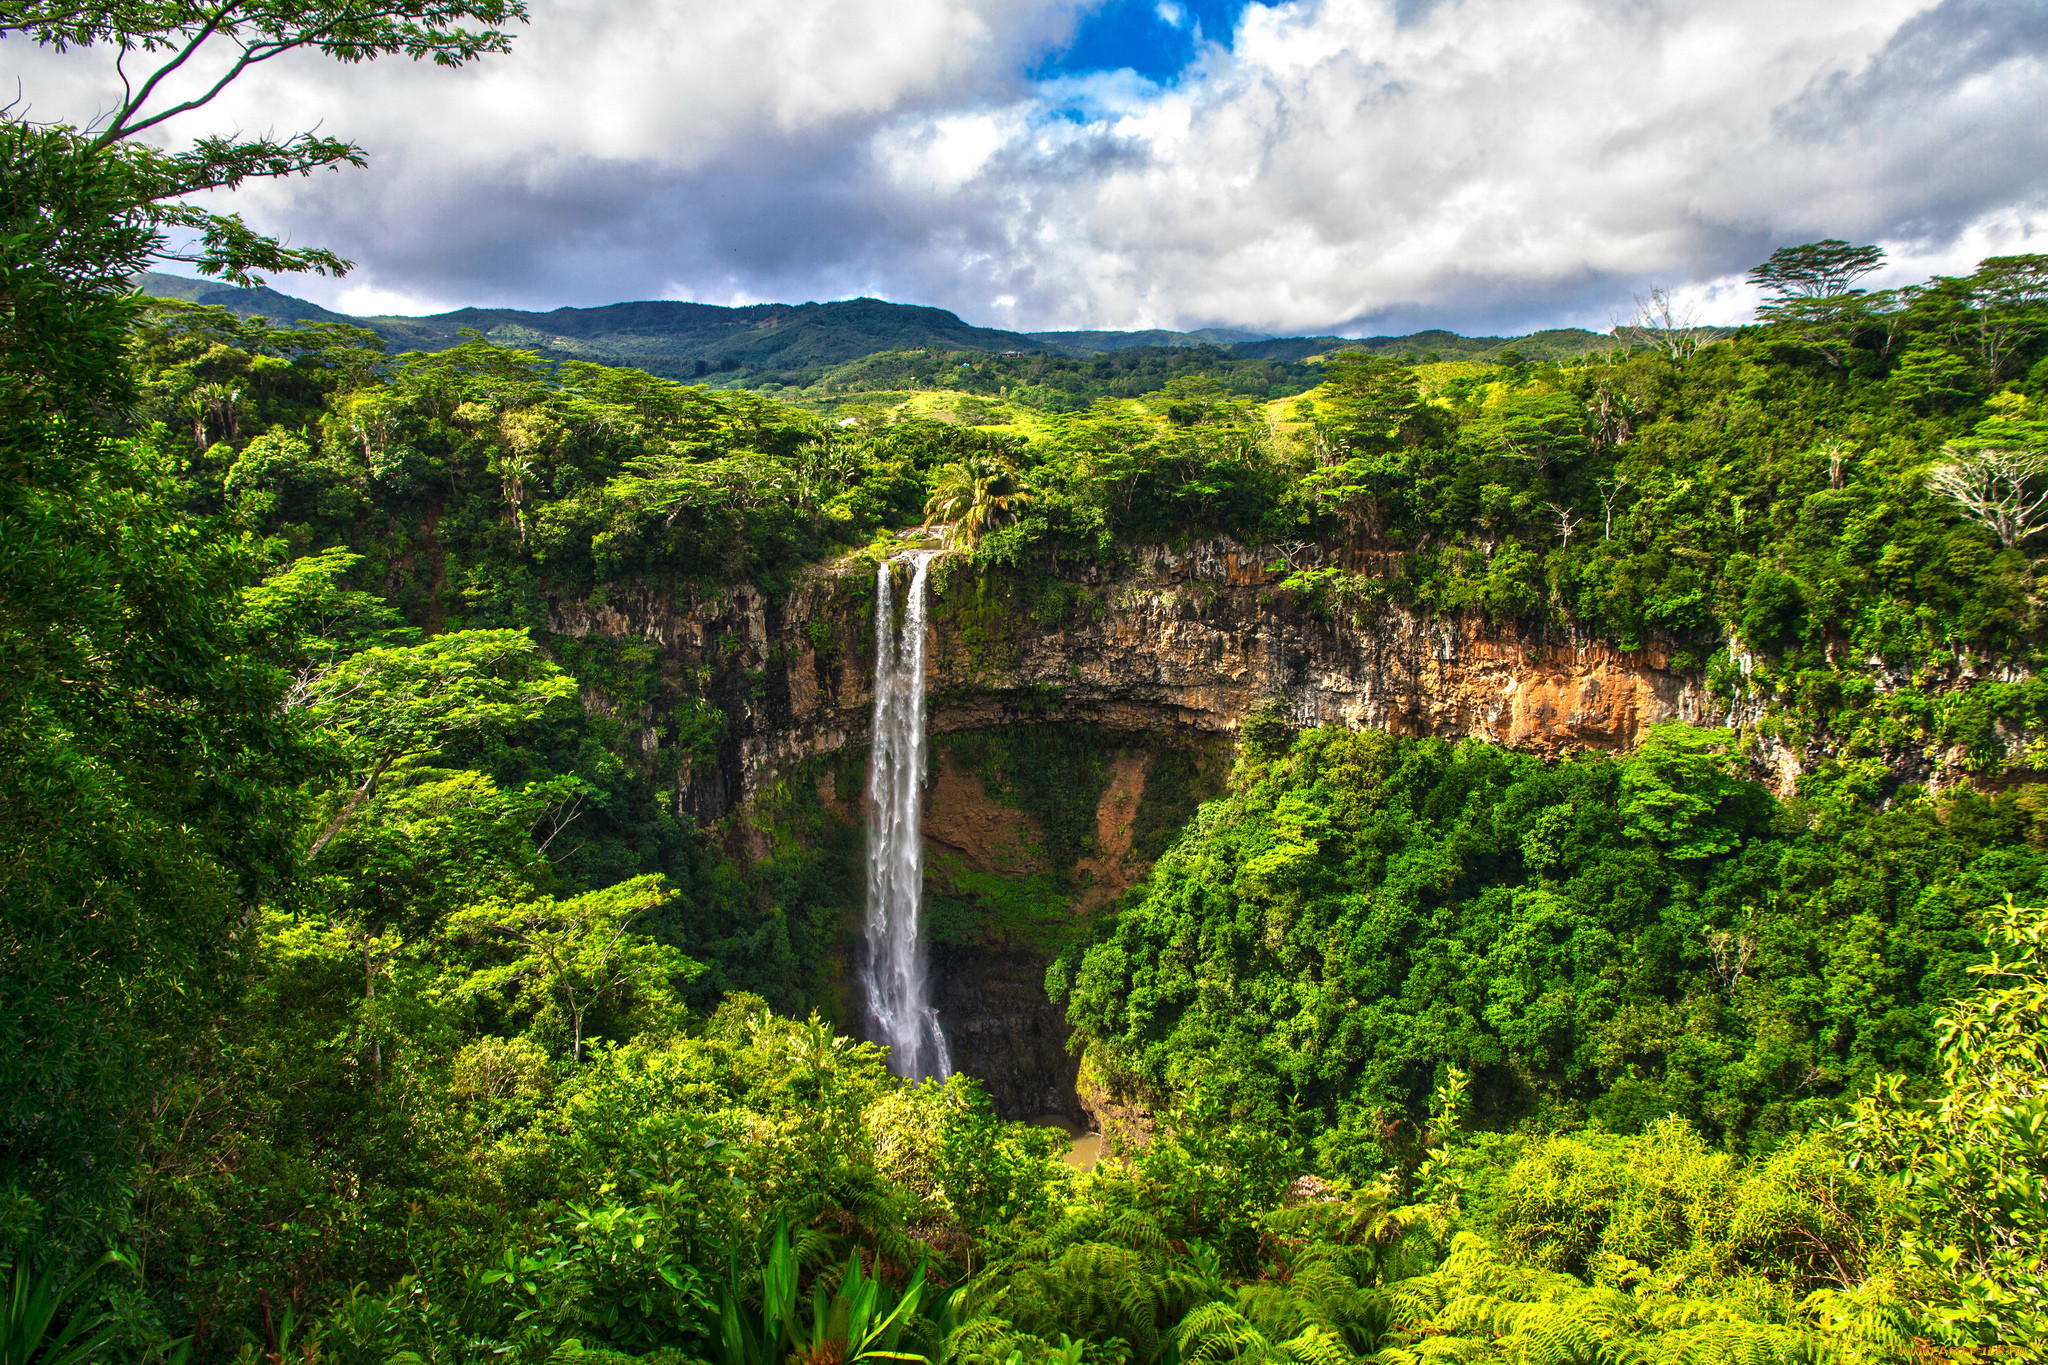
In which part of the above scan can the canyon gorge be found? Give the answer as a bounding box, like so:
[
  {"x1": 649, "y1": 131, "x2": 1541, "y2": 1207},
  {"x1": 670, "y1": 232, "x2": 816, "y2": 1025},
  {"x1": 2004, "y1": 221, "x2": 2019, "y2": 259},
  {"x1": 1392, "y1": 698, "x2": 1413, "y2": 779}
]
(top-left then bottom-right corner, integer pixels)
[{"x1": 542, "y1": 537, "x2": 1790, "y2": 1124}]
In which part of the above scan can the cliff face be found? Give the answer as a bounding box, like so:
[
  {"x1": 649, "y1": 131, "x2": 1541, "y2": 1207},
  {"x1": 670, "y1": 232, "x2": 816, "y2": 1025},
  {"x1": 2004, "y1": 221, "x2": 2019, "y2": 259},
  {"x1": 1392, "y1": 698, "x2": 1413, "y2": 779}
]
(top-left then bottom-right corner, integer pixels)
[{"x1": 546, "y1": 537, "x2": 1719, "y2": 826}]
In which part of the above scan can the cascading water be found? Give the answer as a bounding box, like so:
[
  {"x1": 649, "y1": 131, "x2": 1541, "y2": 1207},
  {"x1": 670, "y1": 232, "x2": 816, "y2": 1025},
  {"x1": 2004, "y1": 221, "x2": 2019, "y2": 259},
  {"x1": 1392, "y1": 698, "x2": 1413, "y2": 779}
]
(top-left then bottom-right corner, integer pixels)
[{"x1": 861, "y1": 551, "x2": 952, "y2": 1081}]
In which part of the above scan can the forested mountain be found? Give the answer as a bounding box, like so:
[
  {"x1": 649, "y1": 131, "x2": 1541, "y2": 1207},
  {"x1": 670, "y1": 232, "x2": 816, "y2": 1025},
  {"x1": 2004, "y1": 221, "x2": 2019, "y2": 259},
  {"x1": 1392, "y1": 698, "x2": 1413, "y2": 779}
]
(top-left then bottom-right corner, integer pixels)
[
  {"x1": 134, "y1": 272, "x2": 1615, "y2": 385},
  {"x1": 9, "y1": 14, "x2": 2048, "y2": 1365},
  {"x1": 137, "y1": 272, "x2": 1051, "y2": 378},
  {"x1": 1232, "y1": 327, "x2": 1618, "y2": 363},
  {"x1": 139, "y1": 270, "x2": 363, "y2": 326}
]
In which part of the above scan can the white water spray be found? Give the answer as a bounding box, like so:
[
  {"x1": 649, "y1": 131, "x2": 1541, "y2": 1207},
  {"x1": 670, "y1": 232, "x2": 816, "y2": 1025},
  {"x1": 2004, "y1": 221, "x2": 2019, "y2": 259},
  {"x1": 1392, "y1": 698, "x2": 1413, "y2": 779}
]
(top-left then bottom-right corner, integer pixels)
[{"x1": 862, "y1": 552, "x2": 952, "y2": 1081}]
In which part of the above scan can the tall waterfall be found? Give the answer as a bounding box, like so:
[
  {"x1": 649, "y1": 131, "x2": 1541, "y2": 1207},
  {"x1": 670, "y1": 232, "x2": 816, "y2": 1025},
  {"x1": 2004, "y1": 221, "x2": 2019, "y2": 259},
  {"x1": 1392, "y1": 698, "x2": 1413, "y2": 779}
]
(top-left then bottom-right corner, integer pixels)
[{"x1": 862, "y1": 552, "x2": 952, "y2": 1081}]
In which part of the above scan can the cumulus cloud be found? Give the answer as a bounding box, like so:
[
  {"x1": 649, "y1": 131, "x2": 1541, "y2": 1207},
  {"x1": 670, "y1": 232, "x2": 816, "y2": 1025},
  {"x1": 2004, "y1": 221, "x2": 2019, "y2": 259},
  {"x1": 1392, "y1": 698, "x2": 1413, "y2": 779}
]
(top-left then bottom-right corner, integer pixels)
[
  {"x1": 927, "y1": 0, "x2": 2048, "y2": 332},
  {"x1": 10, "y1": 0, "x2": 2048, "y2": 332}
]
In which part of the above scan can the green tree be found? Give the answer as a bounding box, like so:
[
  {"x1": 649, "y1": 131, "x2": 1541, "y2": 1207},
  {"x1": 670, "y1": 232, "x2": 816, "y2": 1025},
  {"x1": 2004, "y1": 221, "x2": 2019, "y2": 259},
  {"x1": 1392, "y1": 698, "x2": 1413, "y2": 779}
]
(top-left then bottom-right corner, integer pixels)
[
  {"x1": 1749, "y1": 240, "x2": 1888, "y2": 303},
  {"x1": 1461, "y1": 391, "x2": 1586, "y2": 472},
  {"x1": 3, "y1": 1, "x2": 523, "y2": 290},
  {"x1": 1845, "y1": 898, "x2": 2048, "y2": 1348},
  {"x1": 1961, "y1": 254, "x2": 2048, "y2": 380},
  {"x1": 1302, "y1": 354, "x2": 1453, "y2": 535},
  {"x1": 0, "y1": 0, "x2": 525, "y2": 1252},
  {"x1": 1749, "y1": 240, "x2": 1894, "y2": 367},
  {"x1": 451, "y1": 875, "x2": 700, "y2": 1063},
  {"x1": 924, "y1": 457, "x2": 1030, "y2": 548},
  {"x1": 1312, "y1": 353, "x2": 1431, "y2": 454},
  {"x1": 1617, "y1": 723, "x2": 1754, "y2": 860},
  {"x1": 298, "y1": 629, "x2": 576, "y2": 858}
]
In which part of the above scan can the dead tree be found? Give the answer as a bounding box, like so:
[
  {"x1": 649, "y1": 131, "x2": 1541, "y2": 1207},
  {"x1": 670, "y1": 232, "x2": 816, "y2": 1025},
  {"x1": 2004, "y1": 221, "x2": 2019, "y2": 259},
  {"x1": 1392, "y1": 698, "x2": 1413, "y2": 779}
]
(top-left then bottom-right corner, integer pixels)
[
  {"x1": 1615, "y1": 288, "x2": 1707, "y2": 366},
  {"x1": 1928, "y1": 445, "x2": 2048, "y2": 548},
  {"x1": 1545, "y1": 502, "x2": 1585, "y2": 547}
]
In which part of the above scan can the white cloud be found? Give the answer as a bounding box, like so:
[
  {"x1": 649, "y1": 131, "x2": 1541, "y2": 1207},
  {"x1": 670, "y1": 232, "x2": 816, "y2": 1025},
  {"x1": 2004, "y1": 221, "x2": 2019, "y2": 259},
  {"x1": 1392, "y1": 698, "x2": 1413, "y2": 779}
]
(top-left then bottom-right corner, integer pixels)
[
  {"x1": 10, "y1": 0, "x2": 2047, "y2": 334},
  {"x1": 905, "y1": 0, "x2": 2036, "y2": 332},
  {"x1": 332, "y1": 280, "x2": 460, "y2": 317}
]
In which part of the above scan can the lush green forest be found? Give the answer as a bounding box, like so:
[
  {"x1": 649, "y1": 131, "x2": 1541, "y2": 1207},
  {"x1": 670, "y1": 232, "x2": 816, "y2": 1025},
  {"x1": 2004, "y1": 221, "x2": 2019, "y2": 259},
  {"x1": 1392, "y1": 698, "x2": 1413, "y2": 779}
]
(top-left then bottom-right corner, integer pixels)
[
  {"x1": 774, "y1": 345, "x2": 1324, "y2": 413},
  {"x1": 5, "y1": 6, "x2": 2048, "y2": 1364}
]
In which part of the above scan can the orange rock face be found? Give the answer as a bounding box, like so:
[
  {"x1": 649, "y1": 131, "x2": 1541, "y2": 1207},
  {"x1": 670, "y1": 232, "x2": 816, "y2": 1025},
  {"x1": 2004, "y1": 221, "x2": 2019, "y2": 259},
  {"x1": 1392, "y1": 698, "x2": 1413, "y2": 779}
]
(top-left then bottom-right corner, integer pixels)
[{"x1": 1070, "y1": 749, "x2": 1152, "y2": 911}]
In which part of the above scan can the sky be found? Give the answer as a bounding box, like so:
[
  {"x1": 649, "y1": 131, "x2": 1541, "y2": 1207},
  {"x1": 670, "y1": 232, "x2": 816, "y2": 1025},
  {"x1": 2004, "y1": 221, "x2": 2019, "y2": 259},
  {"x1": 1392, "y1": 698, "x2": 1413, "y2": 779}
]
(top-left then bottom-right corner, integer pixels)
[{"x1": 11, "y1": 0, "x2": 2048, "y2": 336}]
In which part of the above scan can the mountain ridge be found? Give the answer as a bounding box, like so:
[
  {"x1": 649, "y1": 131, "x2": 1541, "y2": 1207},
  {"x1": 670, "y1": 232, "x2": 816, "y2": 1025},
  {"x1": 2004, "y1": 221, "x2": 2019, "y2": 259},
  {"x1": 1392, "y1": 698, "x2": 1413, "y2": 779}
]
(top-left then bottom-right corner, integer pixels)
[{"x1": 134, "y1": 272, "x2": 1615, "y2": 378}]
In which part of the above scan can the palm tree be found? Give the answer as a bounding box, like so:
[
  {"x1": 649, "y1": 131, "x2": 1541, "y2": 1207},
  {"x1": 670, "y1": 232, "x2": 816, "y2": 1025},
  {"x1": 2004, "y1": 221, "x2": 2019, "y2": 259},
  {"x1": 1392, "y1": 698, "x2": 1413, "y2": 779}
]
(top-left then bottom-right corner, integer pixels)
[
  {"x1": 923, "y1": 457, "x2": 1030, "y2": 549},
  {"x1": 187, "y1": 381, "x2": 241, "y2": 447}
]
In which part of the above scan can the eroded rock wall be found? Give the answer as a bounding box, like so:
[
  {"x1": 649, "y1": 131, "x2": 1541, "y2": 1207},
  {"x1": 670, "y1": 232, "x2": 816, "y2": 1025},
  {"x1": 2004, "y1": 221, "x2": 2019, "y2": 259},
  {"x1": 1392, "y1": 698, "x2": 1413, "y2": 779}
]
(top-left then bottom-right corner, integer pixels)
[
  {"x1": 545, "y1": 538, "x2": 2025, "y2": 1119},
  {"x1": 545, "y1": 537, "x2": 1720, "y2": 825}
]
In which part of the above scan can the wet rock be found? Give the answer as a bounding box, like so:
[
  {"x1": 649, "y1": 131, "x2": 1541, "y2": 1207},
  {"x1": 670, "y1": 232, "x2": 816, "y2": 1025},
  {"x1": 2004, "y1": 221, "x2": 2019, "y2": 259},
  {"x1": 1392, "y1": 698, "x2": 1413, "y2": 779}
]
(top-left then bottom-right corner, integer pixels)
[{"x1": 927, "y1": 944, "x2": 1080, "y2": 1121}]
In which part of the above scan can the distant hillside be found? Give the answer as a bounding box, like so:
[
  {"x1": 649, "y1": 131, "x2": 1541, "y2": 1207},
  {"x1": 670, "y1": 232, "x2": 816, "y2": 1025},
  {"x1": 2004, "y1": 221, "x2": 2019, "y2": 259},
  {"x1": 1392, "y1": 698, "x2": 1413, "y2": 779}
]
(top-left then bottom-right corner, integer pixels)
[
  {"x1": 1030, "y1": 326, "x2": 1273, "y2": 352},
  {"x1": 1234, "y1": 327, "x2": 1612, "y2": 363},
  {"x1": 135, "y1": 274, "x2": 1050, "y2": 379},
  {"x1": 139, "y1": 272, "x2": 360, "y2": 327},
  {"x1": 134, "y1": 273, "x2": 1617, "y2": 378}
]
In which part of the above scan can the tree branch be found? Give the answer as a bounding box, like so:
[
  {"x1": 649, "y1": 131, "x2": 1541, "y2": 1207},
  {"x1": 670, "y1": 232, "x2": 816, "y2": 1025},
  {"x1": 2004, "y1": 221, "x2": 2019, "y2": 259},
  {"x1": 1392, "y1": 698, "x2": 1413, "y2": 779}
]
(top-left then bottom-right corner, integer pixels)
[
  {"x1": 306, "y1": 749, "x2": 397, "y2": 859},
  {"x1": 91, "y1": 0, "x2": 237, "y2": 147}
]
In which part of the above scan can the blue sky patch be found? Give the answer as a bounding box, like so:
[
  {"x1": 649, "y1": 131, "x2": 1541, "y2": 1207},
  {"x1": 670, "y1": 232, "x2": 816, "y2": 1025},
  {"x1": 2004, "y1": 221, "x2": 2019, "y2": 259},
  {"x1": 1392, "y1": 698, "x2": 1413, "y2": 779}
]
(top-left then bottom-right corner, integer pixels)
[{"x1": 1033, "y1": 0, "x2": 1271, "y2": 83}]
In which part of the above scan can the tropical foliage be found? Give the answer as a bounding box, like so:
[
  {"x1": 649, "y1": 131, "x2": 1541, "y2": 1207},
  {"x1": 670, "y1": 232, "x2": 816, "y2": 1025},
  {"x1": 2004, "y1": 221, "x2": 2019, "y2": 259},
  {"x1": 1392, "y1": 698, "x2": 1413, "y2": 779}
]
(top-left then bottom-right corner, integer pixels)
[{"x1": 1055, "y1": 723, "x2": 2045, "y2": 1150}]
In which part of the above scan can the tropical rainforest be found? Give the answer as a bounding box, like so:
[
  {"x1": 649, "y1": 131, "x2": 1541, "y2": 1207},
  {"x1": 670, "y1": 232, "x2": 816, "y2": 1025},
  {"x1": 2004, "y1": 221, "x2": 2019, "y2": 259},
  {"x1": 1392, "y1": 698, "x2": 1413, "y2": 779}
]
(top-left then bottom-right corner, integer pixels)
[{"x1": 4, "y1": 5, "x2": 2047, "y2": 1365}]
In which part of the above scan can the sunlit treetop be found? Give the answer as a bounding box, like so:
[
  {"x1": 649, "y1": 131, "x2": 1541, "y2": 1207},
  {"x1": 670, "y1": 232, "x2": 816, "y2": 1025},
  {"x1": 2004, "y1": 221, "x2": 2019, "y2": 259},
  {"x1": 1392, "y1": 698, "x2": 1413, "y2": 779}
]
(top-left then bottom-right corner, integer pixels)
[{"x1": 1746, "y1": 239, "x2": 1887, "y2": 301}]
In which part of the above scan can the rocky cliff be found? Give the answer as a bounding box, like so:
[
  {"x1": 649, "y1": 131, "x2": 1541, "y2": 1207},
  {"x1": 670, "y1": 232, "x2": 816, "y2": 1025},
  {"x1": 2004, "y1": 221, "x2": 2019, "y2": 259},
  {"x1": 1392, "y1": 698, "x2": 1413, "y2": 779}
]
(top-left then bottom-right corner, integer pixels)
[{"x1": 546, "y1": 537, "x2": 1722, "y2": 827}]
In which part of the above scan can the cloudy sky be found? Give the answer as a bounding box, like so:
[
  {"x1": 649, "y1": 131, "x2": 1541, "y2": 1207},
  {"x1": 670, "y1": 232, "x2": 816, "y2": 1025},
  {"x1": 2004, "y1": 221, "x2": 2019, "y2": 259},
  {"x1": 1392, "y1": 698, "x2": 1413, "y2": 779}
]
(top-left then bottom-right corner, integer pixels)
[{"x1": 13, "y1": 0, "x2": 2048, "y2": 334}]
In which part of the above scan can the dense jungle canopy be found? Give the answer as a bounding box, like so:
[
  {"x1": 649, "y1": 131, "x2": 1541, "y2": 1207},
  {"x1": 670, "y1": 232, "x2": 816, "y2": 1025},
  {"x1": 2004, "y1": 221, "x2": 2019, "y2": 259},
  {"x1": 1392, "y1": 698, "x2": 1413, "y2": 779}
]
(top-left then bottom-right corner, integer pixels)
[{"x1": 2, "y1": 4, "x2": 2046, "y2": 1363}]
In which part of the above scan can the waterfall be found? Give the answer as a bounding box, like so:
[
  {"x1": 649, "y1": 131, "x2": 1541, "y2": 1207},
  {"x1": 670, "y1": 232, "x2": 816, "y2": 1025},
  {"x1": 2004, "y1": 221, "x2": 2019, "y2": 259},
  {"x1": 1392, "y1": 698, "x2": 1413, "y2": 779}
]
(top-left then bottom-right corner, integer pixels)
[{"x1": 862, "y1": 552, "x2": 952, "y2": 1081}]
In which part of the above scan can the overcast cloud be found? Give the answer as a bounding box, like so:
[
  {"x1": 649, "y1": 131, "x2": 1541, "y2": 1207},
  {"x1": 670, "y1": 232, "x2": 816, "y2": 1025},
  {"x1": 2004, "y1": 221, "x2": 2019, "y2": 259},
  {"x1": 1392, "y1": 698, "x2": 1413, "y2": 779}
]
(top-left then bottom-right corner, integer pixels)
[{"x1": 11, "y1": 0, "x2": 2048, "y2": 333}]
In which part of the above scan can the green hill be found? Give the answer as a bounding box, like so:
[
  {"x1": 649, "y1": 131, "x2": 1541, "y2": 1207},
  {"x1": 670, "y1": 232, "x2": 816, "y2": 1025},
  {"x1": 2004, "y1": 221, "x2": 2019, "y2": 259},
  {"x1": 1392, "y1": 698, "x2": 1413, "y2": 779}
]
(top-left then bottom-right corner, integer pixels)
[
  {"x1": 135, "y1": 273, "x2": 1051, "y2": 379},
  {"x1": 136, "y1": 271, "x2": 360, "y2": 327},
  {"x1": 1234, "y1": 325, "x2": 1613, "y2": 362},
  {"x1": 134, "y1": 272, "x2": 1617, "y2": 377},
  {"x1": 1028, "y1": 326, "x2": 1273, "y2": 351}
]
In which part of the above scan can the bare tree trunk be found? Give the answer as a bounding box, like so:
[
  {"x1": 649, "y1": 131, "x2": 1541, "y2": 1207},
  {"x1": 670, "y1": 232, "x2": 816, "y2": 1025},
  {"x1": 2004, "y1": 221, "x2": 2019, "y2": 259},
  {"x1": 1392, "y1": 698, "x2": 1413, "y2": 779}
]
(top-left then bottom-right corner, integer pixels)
[{"x1": 308, "y1": 753, "x2": 395, "y2": 860}]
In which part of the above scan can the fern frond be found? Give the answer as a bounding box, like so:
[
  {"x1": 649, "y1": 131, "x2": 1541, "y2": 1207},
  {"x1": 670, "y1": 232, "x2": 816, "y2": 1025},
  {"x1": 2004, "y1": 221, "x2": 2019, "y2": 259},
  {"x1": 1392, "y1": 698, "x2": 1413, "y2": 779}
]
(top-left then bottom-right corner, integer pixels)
[
  {"x1": 1101, "y1": 1209, "x2": 1172, "y2": 1258},
  {"x1": 1639, "y1": 1300, "x2": 1755, "y2": 1332},
  {"x1": 1385, "y1": 1337, "x2": 1493, "y2": 1363},
  {"x1": 1273, "y1": 1324, "x2": 1354, "y2": 1365},
  {"x1": 1435, "y1": 1294, "x2": 1520, "y2": 1340},
  {"x1": 1179, "y1": 1301, "x2": 1270, "y2": 1365},
  {"x1": 1645, "y1": 1319, "x2": 1828, "y2": 1365}
]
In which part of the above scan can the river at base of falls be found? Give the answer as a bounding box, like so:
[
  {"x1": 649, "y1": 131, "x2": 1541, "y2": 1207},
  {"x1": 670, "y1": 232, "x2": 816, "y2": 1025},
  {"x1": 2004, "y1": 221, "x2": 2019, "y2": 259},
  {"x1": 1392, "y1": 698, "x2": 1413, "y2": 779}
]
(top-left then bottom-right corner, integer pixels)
[{"x1": 1028, "y1": 1114, "x2": 1105, "y2": 1170}]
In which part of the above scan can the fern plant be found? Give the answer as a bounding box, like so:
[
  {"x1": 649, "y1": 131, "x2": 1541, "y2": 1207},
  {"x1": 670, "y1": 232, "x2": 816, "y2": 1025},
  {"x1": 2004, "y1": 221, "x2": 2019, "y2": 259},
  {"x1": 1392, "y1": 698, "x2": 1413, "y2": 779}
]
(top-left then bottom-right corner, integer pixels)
[
  {"x1": 1371, "y1": 1234, "x2": 1922, "y2": 1365},
  {"x1": 1175, "y1": 1303, "x2": 1350, "y2": 1365}
]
